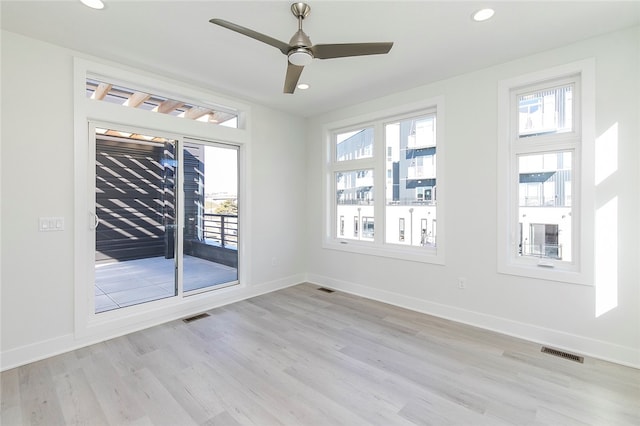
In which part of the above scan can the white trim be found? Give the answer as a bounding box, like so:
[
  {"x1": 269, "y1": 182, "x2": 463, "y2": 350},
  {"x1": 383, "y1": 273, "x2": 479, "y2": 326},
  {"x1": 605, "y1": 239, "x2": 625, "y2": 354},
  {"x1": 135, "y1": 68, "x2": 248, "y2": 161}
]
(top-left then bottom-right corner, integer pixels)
[
  {"x1": 322, "y1": 97, "x2": 445, "y2": 265},
  {"x1": 497, "y1": 59, "x2": 595, "y2": 285},
  {"x1": 306, "y1": 273, "x2": 640, "y2": 369},
  {"x1": 1, "y1": 274, "x2": 303, "y2": 372},
  {"x1": 73, "y1": 58, "x2": 253, "y2": 341}
]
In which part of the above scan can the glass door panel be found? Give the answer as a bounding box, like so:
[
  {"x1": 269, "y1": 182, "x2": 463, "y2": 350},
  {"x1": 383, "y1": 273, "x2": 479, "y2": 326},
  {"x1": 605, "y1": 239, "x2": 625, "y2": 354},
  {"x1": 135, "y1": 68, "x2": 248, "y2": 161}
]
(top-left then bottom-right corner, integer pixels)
[
  {"x1": 183, "y1": 140, "x2": 239, "y2": 294},
  {"x1": 94, "y1": 128, "x2": 178, "y2": 313}
]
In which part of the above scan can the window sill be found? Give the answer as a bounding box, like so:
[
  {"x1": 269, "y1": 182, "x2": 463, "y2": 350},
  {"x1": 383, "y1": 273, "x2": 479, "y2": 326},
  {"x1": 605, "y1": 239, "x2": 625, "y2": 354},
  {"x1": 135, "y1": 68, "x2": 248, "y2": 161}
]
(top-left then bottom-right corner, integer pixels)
[
  {"x1": 323, "y1": 239, "x2": 444, "y2": 265},
  {"x1": 498, "y1": 261, "x2": 592, "y2": 286}
]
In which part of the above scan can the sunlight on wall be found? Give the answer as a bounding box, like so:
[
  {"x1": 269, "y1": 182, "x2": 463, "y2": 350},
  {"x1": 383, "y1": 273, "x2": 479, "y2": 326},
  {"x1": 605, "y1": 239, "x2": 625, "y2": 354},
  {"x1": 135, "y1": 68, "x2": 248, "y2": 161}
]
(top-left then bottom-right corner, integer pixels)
[
  {"x1": 595, "y1": 123, "x2": 618, "y2": 185},
  {"x1": 594, "y1": 123, "x2": 619, "y2": 318},
  {"x1": 595, "y1": 197, "x2": 618, "y2": 317}
]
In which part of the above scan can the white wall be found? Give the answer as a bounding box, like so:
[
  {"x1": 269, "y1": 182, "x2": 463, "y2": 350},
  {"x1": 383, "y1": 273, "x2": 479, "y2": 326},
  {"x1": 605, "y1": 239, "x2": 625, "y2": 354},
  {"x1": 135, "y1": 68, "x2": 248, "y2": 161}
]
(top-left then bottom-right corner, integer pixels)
[
  {"x1": 0, "y1": 31, "x2": 308, "y2": 369},
  {"x1": 2, "y1": 26, "x2": 638, "y2": 370},
  {"x1": 306, "y1": 26, "x2": 640, "y2": 367}
]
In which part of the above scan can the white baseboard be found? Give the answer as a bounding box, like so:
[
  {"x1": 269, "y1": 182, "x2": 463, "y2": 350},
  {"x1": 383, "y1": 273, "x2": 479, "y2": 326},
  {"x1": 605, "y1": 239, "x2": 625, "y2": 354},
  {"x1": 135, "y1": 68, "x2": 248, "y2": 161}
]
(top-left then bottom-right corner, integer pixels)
[
  {"x1": 5, "y1": 273, "x2": 636, "y2": 371},
  {"x1": 306, "y1": 273, "x2": 640, "y2": 369},
  {"x1": 0, "y1": 274, "x2": 302, "y2": 372}
]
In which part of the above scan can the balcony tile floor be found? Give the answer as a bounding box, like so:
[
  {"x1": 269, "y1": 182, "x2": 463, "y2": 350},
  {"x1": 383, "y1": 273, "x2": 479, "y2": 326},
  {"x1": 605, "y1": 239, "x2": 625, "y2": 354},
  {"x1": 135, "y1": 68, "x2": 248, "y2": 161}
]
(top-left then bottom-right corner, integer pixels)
[{"x1": 95, "y1": 255, "x2": 238, "y2": 313}]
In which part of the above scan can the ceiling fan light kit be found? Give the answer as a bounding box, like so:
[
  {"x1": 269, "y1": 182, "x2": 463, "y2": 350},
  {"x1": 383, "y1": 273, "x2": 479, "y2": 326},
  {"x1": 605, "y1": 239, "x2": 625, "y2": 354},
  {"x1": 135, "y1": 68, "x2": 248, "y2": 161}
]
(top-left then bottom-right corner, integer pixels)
[
  {"x1": 210, "y1": 2, "x2": 394, "y2": 94},
  {"x1": 288, "y1": 48, "x2": 314, "y2": 66}
]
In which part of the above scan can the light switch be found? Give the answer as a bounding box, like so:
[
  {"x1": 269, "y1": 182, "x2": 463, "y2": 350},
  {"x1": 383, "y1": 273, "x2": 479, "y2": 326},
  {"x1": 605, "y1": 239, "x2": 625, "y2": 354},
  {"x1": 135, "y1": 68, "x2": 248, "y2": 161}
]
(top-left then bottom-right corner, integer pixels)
[{"x1": 39, "y1": 217, "x2": 65, "y2": 232}]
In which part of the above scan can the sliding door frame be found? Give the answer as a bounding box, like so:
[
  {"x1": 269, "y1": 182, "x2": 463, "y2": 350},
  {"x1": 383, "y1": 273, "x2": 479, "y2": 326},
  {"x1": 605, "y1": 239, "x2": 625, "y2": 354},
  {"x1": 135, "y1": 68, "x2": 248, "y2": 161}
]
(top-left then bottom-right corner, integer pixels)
[{"x1": 73, "y1": 57, "x2": 251, "y2": 341}]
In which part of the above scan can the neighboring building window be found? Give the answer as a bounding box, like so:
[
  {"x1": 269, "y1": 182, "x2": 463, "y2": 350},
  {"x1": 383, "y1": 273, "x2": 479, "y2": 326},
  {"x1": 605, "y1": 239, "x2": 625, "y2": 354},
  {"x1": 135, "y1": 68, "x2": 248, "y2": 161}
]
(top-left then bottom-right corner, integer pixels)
[
  {"x1": 353, "y1": 216, "x2": 359, "y2": 237},
  {"x1": 363, "y1": 217, "x2": 375, "y2": 239},
  {"x1": 325, "y1": 99, "x2": 444, "y2": 264},
  {"x1": 498, "y1": 60, "x2": 594, "y2": 284}
]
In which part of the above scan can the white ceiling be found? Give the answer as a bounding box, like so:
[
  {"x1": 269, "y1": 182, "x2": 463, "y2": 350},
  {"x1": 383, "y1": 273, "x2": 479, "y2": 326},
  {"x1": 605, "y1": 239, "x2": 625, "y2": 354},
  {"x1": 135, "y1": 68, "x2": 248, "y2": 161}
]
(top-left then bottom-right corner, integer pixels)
[{"x1": 2, "y1": 1, "x2": 639, "y2": 117}]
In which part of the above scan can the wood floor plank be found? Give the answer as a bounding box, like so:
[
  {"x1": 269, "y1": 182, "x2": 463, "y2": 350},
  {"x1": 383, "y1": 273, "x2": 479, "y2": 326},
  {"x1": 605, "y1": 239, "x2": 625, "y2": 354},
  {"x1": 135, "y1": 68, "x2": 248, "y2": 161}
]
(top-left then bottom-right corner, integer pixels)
[
  {"x1": 120, "y1": 367, "x2": 197, "y2": 426},
  {"x1": 17, "y1": 360, "x2": 66, "y2": 425},
  {"x1": 0, "y1": 368, "x2": 23, "y2": 425},
  {"x1": 79, "y1": 352, "x2": 148, "y2": 425},
  {"x1": 2, "y1": 283, "x2": 639, "y2": 425},
  {"x1": 53, "y1": 367, "x2": 109, "y2": 426}
]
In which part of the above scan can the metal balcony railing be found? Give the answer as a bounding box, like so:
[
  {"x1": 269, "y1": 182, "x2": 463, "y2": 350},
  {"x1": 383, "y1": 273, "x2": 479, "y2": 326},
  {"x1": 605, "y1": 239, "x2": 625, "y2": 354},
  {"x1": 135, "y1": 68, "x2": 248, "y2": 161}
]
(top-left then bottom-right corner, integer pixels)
[
  {"x1": 337, "y1": 199, "x2": 374, "y2": 205},
  {"x1": 203, "y1": 213, "x2": 238, "y2": 249},
  {"x1": 520, "y1": 243, "x2": 562, "y2": 260}
]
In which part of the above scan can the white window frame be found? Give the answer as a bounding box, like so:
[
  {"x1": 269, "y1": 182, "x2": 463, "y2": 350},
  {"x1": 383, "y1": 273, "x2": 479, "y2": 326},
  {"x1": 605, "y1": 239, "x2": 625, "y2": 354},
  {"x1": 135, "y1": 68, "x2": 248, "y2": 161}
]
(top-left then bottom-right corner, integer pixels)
[
  {"x1": 323, "y1": 98, "x2": 445, "y2": 264},
  {"x1": 497, "y1": 59, "x2": 595, "y2": 285}
]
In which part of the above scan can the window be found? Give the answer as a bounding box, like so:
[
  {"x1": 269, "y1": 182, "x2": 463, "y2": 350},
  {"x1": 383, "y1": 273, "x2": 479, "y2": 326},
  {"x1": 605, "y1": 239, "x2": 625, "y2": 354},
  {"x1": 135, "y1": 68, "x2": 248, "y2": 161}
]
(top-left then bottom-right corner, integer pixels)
[
  {"x1": 385, "y1": 114, "x2": 437, "y2": 247},
  {"x1": 518, "y1": 84, "x2": 572, "y2": 138},
  {"x1": 526, "y1": 223, "x2": 560, "y2": 259},
  {"x1": 86, "y1": 78, "x2": 239, "y2": 128},
  {"x1": 363, "y1": 217, "x2": 375, "y2": 239},
  {"x1": 498, "y1": 60, "x2": 595, "y2": 284},
  {"x1": 325, "y1": 98, "x2": 444, "y2": 264},
  {"x1": 353, "y1": 216, "x2": 359, "y2": 237}
]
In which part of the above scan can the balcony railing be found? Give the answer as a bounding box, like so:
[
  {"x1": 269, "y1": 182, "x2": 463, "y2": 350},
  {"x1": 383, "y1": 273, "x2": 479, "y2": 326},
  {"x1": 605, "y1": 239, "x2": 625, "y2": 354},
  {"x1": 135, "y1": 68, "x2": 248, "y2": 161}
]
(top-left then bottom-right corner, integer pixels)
[
  {"x1": 386, "y1": 198, "x2": 436, "y2": 206},
  {"x1": 337, "y1": 199, "x2": 374, "y2": 205},
  {"x1": 203, "y1": 213, "x2": 238, "y2": 249},
  {"x1": 520, "y1": 243, "x2": 562, "y2": 260}
]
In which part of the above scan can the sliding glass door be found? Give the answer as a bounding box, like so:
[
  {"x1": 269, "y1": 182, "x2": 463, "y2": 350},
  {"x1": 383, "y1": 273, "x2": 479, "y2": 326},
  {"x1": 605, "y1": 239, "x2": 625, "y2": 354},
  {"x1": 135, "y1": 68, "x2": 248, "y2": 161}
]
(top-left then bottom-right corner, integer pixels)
[
  {"x1": 182, "y1": 140, "x2": 239, "y2": 295},
  {"x1": 92, "y1": 126, "x2": 239, "y2": 313}
]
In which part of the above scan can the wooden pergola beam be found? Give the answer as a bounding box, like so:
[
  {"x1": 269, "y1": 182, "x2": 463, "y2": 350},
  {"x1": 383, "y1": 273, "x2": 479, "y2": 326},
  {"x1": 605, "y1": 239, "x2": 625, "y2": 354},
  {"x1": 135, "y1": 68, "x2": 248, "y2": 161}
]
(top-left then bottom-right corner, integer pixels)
[
  {"x1": 125, "y1": 92, "x2": 151, "y2": 108},
  {"x1": 93, "y1": 83, "x2": 112, "y2": 100},
  {"x1": 155, "y1": 99, "x2": 184, "y2": 114},
  {"x1": 184, "y1": 106, "x2": 211, "y2": 120}
]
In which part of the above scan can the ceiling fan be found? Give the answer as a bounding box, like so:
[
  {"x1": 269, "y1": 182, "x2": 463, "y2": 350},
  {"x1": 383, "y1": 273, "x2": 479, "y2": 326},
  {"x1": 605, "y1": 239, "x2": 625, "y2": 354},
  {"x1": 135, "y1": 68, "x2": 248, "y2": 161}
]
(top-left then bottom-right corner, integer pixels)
[{"x1": 210, "y1": 2, "x2": 394, "y2": 94}]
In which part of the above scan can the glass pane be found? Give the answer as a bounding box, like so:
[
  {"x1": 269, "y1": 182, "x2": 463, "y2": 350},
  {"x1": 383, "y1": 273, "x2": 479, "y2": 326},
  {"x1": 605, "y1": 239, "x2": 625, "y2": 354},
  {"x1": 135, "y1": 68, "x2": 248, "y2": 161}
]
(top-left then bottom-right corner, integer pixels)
[
  {"x1": 336, "y1": 128, "x2": 373, "y2": 161},
  {"x1": 183, "y1": 142, "x2": 239, "y2": 293},
  {"x1": 86, "y1": 78, "x2": 239, "y2": 128},
  {"x1": 518, "y1": 151, "x2": 572, "y2": 261},
  {"x1": 94, "y1": 131, "x2": 178, "y2": 313},
  {"x1": 384, "y1": 115, "x2": 437, "y2": 247},
  {"x1": 518, "y1": 84, "x2": 573, "y2": 138},
  {"x1": 335, "y1": 169, "x2": 374, "y2": 241}
]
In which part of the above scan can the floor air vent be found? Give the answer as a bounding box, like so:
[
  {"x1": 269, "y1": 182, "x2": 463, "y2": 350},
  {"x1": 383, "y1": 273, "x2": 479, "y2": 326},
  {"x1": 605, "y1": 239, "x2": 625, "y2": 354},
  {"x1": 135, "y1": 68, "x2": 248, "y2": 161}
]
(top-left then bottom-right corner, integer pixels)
[
  {"x1": 183, "y1": 313, "x2": 210, "y2": 323},
  {"x1": 317, "y1": 287, "x2": 335, "y2": 293},
  {"x1": 541, "y1": 346, "x2": 584, "y2": 363}
]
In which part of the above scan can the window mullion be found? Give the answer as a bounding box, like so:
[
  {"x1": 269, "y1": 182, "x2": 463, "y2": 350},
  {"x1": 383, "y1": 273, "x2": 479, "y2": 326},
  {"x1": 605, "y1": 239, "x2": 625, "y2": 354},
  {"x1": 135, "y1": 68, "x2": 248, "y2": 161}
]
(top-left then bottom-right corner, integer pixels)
[{"x1": 374, "y1": 122, "x2": 385, "y2": 245}]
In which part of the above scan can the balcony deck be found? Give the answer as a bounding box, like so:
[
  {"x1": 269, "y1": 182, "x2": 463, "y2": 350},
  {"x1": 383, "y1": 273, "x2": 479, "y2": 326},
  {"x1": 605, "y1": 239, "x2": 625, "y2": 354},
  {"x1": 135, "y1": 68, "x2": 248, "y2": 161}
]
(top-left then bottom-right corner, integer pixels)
[{"x1": 95, "y1": 255, "x2": 238, "y2": 313}]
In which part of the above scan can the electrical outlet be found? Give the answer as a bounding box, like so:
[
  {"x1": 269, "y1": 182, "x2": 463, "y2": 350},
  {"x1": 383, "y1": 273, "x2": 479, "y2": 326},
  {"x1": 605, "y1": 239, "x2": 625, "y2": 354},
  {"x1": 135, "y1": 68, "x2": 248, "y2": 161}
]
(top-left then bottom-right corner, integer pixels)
[
  {"x1": 457, "y1": 277, "x2": 467, "y2": 289},
  {"x1": 271, "y1": 257, "x2": 278, "y2": 267}
]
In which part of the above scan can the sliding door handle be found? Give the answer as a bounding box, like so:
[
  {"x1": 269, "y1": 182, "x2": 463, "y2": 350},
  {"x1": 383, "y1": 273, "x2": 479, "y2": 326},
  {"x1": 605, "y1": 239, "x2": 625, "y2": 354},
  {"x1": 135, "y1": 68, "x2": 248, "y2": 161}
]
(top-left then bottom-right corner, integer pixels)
[{"x1": 89, "y1": 211, "x2": 100, "y2": 230}]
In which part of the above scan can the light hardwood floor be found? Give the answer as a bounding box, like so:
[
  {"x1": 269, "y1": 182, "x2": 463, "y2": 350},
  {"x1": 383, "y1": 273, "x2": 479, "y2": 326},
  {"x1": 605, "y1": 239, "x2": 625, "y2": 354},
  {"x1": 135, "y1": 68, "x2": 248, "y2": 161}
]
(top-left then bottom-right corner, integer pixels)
[{"x1": 2, "y1": 284, "x2": 639, "y2": 425}]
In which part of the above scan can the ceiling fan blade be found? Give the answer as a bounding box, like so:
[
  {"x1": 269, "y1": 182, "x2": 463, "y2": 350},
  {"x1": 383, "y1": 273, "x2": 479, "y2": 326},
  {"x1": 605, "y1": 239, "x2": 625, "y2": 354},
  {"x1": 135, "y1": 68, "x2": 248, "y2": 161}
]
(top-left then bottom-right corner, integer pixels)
[
  {"x1": 311, "y1": 42, "x2": 393, "y2": 59},
  {"x1": 283, "y1": 63, "x2": 305, "y2": 94},
  {"x1": 209, "y1": 19, "x2": 290, "y2": 55}
]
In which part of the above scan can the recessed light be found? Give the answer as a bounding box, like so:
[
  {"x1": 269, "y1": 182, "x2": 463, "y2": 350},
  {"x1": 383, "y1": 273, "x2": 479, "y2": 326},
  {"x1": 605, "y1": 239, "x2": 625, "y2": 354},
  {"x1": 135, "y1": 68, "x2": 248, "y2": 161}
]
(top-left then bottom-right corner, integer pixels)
[
  {"x1": 80, "y1": 0, "x2": 105, "y2": 10},
  {"x1": 472, "y1": 8, "x2": 495, "y2": 22},
  {"x1": 297, "y1": 83, "x2": 310, "y2": 90}
]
